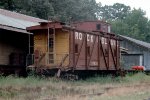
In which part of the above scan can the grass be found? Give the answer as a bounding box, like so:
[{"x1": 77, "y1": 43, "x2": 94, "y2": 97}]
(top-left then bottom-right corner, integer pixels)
[{"x1": 0, "y1": 73, "x2": 150, "y2": 100}]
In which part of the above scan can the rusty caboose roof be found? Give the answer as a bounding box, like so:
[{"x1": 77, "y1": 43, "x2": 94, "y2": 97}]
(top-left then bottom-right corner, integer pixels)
[
  {"x1": 26, "y1": 21, "x2": 64, "y2": 31},
  {"x1": 72, "y1": 20, "x2": 111, "y2": 25},
  {"x1": 0, "y1": 9, "x2": 47, "y2": 34},
  {"x1": 27, "y1": 21, "x2": 120, "y2": 40}
]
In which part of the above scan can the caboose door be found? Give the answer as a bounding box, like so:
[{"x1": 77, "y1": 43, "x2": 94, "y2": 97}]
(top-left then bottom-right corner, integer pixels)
[{"x1": 48, "y1": 32, "x2": 55, "y2": 64}]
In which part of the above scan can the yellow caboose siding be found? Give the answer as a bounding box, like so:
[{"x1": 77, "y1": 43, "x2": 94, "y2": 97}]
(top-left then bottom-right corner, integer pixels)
[
  {"x1": 34, "y1": 31, "x2": 48, "y2": 54},
  {"x1": 55, "y1": 29, "x2": 69, "y2": 67},
  {"x1": 34, "y1": 31, "x2": 48, "y2": 66},
  {"x1": 33, "y1": 29, "x2": 69, "y2": 68}
]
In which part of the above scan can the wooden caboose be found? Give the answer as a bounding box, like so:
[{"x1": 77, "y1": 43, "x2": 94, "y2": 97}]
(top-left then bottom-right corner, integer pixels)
[{"x1": 27, "y1": 21, "x2": 121, "y2": 77}]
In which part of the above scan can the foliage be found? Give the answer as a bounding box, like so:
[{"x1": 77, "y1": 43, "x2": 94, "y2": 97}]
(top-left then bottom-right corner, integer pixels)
[
  {"x1": 0, "y1": 0, "x2": 15, "y2": 10},
  {"x1": 110, "y1": 9, "x2": 150, "y2": 42},
  {"x1": 0, "y1": 1, "x2": 150, "y2": 42},
  {"x1": 97, "y1": 3, "x2": 131, "y2": 20},
  {"x1": 50, "y1": 0, "x2": 98, "y2": 23},
  {"x1": 97, "y1": 3, "x2": 150, "y2": 42},
  {"x1": 0, "y1": 0, "x2": 98, "y2": 23}
]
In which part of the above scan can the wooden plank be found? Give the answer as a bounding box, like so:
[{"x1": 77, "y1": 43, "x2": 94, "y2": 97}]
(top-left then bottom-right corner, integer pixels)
[{"x1": 55, "y1": 30, "x2": 69, "y2": 67}]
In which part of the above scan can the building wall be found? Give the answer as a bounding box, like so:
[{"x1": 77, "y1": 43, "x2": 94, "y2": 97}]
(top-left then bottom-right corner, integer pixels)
[
  {"x1": 0, "y1": 42, "x2": 22, "y2": 65},
  {"x1": 121, "y1": 54, "x2": 143, "y2": 70},
  {"x1": 121, "y1": 39, "x2": 150, "y2": 70},
  {"x1": 0, "y1": 29, "x2": 29, "y2": 65}
]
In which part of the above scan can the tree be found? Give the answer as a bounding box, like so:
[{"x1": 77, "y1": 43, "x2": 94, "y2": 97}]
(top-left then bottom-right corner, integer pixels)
[
  {"x1": 50, "y1": 0, "x2": 98, "y2": 23},
  {"x1": 1, "y1": 1, "x2": 150, "y2": 43},
  {"x1": 111, "y1": 8, "x2": 150, "y2": 42},
  {"x1": 110, "y1": 19, "x2": 129, "y2": 35},
  {"x1": 0, "y1": 0, "x2": 15, "y2": 10},
  {"x1": 31, "y1": 0, "x2": 54, "y2": 19},
  {"x1": 0, "y1": 0, "x2": 99, "y2": 22},
  {"x1": 97, "y1": 3, "x2": 131, "y2": 20},
  {"x1": 125, "y1": 9, "x2": 149, "y2": 40}
]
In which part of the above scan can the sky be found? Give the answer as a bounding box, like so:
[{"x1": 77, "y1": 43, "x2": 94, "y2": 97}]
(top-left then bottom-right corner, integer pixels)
[{"x1": 96, "y1": 0, "x2": 150, "y2": 19}]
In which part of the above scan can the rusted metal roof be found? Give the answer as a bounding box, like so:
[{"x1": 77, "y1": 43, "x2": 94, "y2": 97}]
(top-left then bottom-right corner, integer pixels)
[
  {"x1": 0, "y1": 24, "x2": 31, "y2": 34},
  {"x1": 0, "y1": 14, "x2": 39, "y2": 29},
  {"x1": 0, "y1": 9, "x2": 46, "y2": 22},
  {"x1": 27, "y1": 21, "x2": 63, "y2": 31},
  {"x1": 0, "y1": 9, "x2": 47, "y2": 34},
  {"x1": 72, "y1": 20, "x2": 110, "y2": 25},
  {"x1": 119, "y1": 35, "x2": 150, "y2": 49}
]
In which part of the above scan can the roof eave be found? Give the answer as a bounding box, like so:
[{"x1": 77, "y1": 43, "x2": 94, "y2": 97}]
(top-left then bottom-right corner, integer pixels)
[
  {"x1": 26, "y1": 22, "x2": 64, "y2": 31},
  {"x1": 119, "y1": 35, "x2": 150, "y2": 50},
  {"x1": 0, "y1": 24, "x2": 32, "y2": 34}
]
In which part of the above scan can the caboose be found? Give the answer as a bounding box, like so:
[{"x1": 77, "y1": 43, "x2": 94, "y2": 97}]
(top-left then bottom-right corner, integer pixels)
[{"x1": 26, "y1": 21, "x2": 121, "y2": 78}]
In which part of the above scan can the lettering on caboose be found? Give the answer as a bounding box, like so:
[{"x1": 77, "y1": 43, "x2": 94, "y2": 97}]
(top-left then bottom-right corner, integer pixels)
[
  {"x1": 75, "y1": 32, "x2": 93, "y2": 42},
  {"x1": 75, "y1": 32, "x2": 116, "y2": 46}
]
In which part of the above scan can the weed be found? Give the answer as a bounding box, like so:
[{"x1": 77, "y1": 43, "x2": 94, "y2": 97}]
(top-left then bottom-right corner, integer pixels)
[{"x1": 0, "y1": 72, "x2": 149, "y2": 100}]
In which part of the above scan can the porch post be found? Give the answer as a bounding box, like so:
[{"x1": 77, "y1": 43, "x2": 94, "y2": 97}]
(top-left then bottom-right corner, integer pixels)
[
  {"x1": 47, "y1": 26, "x2": 50, "y2": 64},
  {"x1": 28, "y1": 34, "x2": 31, "y2": 54},
  {"x1": 53, "y1": 25, "x2": 56, "y2": 64}
]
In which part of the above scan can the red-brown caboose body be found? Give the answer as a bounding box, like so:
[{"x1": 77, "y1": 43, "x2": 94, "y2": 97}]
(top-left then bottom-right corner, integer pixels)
[{"x1": 26, "y1": 21, "x2": 121, "y2": 77}]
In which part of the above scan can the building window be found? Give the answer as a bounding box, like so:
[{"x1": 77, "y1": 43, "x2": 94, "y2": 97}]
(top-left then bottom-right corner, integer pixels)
[
  {"x1": 75, "y1": 44, "x2": 78, "y2": 53},
  {"x1": 96, "y1": 24, "x2": 101, "y2": 30},
  {"x1": 87, "y1": 46, "x2": 90, "y2": 56}
]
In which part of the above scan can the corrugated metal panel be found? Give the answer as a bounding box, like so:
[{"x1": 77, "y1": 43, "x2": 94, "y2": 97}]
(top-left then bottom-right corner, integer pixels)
[
  {"x1": 0, "y1": 24, "x2": 31, "y2": 34},
  {"x1": 0, "y1": 14, "x2": 39, "y2": 30},
  {"x1": 0, "y1": 9, "x2": 46, "y2": 22}
]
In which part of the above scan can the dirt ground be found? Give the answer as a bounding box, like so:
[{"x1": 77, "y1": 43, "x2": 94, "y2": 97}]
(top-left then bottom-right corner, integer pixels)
[{"x1": 45, "y1": 83, "x2": 150, "y2": 100}]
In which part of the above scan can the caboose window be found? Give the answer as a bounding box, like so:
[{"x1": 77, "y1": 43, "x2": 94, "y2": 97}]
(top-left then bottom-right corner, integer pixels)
[
  {"x1": 87, "y1": 46, "x2": 90, "y2": 56},
  {"x1": 49, "y1": 38, "x2": 53, "y2": 48},
  {"x1": 96, "y1": 24, "x2": 101, "y2": 30},
  {"x1": 75, "y1": 44, "x2": 78, "y2": 53},
  {"x1": 108, "y1": 25, "x2": 111, "y2": 33}
]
